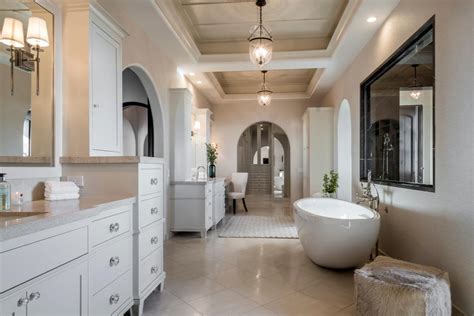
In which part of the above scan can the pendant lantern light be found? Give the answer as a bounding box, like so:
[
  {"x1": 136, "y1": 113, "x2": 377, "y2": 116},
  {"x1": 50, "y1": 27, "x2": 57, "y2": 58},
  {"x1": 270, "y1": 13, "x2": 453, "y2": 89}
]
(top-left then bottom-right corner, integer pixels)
[
  {"x1": 257, "y1": 70, "x2": 272, "y2": 106},
  {"x1": 248, "y1": 0, "x2": 273, "y2": 68}
]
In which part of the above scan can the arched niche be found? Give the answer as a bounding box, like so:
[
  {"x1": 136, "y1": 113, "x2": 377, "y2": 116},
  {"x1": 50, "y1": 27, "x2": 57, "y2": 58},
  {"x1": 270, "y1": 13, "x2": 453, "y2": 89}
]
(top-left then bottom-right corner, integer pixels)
[
  {"x1": 122, "y1": 64, "x2": 164, "y2": 158},
  {"x1": 337, "y1": 99, "x2": 352, "y2": 201}
]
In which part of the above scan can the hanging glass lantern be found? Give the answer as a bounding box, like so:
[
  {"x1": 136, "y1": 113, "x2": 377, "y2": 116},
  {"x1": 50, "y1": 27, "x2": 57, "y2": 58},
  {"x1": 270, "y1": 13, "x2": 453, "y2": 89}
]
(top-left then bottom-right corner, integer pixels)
[
  {"x1": 257, "y1": 70, "x2": 272, "y2": 106},
  {"x1": 248, "y1": 0, "x2": 273, "y2": 68}
]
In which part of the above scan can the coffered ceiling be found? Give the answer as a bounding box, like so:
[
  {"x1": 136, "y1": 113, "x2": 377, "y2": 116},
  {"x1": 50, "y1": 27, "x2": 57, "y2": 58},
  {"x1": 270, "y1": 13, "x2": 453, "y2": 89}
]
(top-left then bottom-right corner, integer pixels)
[
  {"x1": 176, "y1": 0, "x2": 348, "y2": 54},
  {"x1": 96, "y1": 0, "x2": 401, "y2": 103},
  {"x1": 214, "y1": 69, "x2": 317, "y2": 94}
]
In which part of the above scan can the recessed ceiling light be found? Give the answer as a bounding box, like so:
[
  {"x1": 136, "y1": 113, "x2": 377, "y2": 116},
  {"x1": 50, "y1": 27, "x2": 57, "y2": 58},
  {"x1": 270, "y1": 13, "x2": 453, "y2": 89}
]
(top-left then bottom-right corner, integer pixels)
[
  {"x1": 189, "y1": 72, "x2": 195, "y2": 76},
  {"x1": 196, "y1": 80, "x2": 202, "y2": 84},
  {"x1": 367, "y1": 16, "x2": 377, "y2": 23}
]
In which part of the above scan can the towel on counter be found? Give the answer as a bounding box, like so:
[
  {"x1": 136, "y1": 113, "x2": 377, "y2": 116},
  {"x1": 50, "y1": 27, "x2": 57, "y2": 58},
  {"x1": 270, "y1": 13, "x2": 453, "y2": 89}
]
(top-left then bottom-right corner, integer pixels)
[
  {"x1": 45, "y1": 193, "x2": 80, "y2": 201},
  {"x1": 44, "y1": 181, "x2": 80, "y2": 200}
]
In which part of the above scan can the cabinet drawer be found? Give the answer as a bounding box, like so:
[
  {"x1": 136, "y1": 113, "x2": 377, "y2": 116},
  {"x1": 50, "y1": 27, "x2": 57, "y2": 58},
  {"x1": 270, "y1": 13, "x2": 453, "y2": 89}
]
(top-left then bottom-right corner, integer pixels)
[
  {"x1": 0, "y1": 227, "x2": 87, "y2": 293},
  {"x1": 139, "y1": 195, "x2": 163, "y2": 228},
  {"x1": 90, "y1": 234, "x2": 132, "y2": 294},
  {"x1": 139, "y1": 247, "x2": 163, "y2": 293},
  {"x1": 90, "y1": 210, "x2": 130, "y2": 247},
  {"x1": 139, "y1": 220, "x2": 163, "y2": 260},
  {"x1": 139, "y1": 167, "x2": 163, "y2": 196},
  {"x1": 91, "y1": 270, "x2": 132, "y2": 316}
]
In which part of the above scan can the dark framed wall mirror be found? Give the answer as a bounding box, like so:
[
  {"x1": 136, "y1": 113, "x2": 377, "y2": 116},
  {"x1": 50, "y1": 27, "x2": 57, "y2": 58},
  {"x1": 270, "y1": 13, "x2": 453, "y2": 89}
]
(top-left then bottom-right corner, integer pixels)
[{"x1": 360, "y1": 16, "x2": 435, "y2": 192}]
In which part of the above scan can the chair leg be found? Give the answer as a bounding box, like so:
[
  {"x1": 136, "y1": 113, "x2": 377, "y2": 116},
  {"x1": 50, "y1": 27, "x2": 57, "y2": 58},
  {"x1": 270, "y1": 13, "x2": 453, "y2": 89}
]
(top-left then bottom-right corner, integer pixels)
[
  {"x1": 233, "y1": 199, "x2": 236, "y2": 215},
  {"x1": 242, "y1": 198, "x2": 249, "y2": 212}
]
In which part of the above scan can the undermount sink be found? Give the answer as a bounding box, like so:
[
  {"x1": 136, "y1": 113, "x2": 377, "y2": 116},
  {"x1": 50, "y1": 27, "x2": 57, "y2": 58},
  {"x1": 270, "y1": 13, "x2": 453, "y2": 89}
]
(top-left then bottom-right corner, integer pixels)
[{"x1": 0, "y1": 211, "x2": 48, "y2": 218}]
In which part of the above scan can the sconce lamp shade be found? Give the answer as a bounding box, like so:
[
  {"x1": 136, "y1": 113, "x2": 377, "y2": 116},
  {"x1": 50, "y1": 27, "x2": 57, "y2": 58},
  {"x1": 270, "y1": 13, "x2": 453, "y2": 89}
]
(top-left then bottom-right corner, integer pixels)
[
  {"x1": 0, "y1": 18, "x2": 25, "y2": 48},
  {"x1": 26, "y1": 17, "x2": 49, "y2": 47}
]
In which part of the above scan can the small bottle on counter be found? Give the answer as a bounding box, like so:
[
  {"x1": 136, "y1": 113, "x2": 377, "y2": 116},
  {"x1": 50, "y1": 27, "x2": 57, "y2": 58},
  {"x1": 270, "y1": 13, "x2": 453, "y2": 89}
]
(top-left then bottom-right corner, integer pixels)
[{"x1": 0, "y1": 173, "x2": 11, "y2": 211}]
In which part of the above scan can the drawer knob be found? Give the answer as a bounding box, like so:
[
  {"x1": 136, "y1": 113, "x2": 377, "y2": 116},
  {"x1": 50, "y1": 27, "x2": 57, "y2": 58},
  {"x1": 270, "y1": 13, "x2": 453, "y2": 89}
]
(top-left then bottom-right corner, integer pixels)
[
  {"x1": 150, "y1": 236, "x2": 159, "y2": 244},
  {"x1": 109, "y1": 294, "x2": 120, "y2": 305},
  {"x1": 109, "y1": 256, "x2": 120, "y2": 267},
  {"x1": 151, "y1": 207, "x2": 159, "y2": 215},
  {"x1": 17, "y1": 297, "x2": 29, "y2": 307},
  {"x1": 150, "y1": 178, "x2": 159, "y2": 185},
  {"x1": 109, "y1": 222, "x2": 120, "y2": 233},
  {"x1": 29, "y1": 292, "x2": 41, "y2": 301},
  {"x1": 150, "y1": 266, "x2": 159, "y2": 274}
]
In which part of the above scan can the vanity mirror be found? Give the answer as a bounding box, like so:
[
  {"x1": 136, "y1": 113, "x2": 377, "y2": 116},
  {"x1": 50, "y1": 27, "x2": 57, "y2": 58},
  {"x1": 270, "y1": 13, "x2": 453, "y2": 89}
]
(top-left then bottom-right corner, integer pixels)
[
  {"x1": 360, "y1": 17, "x2": 435, "y2": 191},
  {"x1": 0, "y1": 0, "x2": 54, "y2": 165}
]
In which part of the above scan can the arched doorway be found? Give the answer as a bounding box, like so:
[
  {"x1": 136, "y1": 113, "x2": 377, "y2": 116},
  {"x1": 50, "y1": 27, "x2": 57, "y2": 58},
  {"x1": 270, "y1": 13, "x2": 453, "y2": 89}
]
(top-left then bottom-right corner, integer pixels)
[
  {"x1": 337, "y1": 100, "x2": 352, "y2": 201},
  {"x1": 122, "y1": 65, "x2": 165, "y2": 158},
  {"x1": 237, "y1": 121, "x2": 290, "y2": 198}
]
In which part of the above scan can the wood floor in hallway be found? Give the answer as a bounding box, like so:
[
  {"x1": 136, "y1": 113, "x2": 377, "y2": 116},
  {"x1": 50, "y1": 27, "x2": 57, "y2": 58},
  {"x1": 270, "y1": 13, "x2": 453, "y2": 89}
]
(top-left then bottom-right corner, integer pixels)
[{"x1": 143, "y1": 194, "x2": 356, "y2": 316}]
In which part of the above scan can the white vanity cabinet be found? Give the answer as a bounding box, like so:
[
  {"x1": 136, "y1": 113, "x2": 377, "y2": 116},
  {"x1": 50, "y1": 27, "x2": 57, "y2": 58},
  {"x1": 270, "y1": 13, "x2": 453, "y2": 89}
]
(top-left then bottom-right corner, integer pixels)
[
  {"x1": 170, "y1": 179, "x2": 226, "y2": 238},
  {"x1": 212, "y1": 178, "x2": 226, "y2": 227},
  {"x1": 0, "y1": 199, "x2": 135, "y2": 316},
  {"x1": 63, "y1": 3, "x2": 127, "y2": 157},
  {"x1": 61, "y1": 157, "x2": 167, "y2": 316},
  {"x1": 0, "y1": 259, "x2": 88, "y2": 316}
]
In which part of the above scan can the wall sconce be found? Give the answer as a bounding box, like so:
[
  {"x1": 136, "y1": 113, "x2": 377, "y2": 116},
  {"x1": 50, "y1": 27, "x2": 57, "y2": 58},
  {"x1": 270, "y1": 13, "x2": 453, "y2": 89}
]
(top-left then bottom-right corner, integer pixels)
[
  {"x1": 0, "y1": 17, "x2": 49, "y2": 96},
  {"x1": 191, "y1": 120, "x2": 201, "y2": 137}
]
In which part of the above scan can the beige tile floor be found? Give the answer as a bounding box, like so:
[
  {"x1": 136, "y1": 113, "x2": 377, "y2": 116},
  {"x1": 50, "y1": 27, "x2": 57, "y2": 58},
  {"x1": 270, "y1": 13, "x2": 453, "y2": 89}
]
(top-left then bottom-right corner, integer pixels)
[{"x1": 143, "y1": 195, "x2": 356, "y2": 316}]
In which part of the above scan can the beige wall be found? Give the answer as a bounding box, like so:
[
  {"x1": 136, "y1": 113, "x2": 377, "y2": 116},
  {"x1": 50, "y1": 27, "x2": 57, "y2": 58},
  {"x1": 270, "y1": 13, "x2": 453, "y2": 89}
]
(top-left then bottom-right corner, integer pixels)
[
  {"x1": 321, "y1": 0, "x2": 474, "y2": 313},
  {"x1": 212, "y1": 99, "x2": 309, "y2": 202}
]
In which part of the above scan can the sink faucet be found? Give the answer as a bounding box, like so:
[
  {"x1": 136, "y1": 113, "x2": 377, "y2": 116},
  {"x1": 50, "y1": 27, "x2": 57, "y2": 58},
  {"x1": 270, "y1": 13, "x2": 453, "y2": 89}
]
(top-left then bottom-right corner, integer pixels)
[{"x1": 357, "y1": 170, "x2": 380, "y2": 211}]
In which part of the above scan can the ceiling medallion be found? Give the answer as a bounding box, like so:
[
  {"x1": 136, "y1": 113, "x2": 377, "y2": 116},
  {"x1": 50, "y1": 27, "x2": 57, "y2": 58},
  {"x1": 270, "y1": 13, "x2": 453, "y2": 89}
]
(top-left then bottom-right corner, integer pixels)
[
  {"x1": 257, "y1": 70, "x2": 272, "y2": 106},
  {"x1": 248, "y1": 0, "x2": 273, "y2": 68}
]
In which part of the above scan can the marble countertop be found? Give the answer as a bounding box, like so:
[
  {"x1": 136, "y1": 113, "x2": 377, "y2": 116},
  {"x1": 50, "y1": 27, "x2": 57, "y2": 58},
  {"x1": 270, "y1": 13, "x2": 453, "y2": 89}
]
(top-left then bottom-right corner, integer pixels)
[
  {"x1": 171, "y1": 178, "x2": 228, "y2": 185},
  {"x1": 0, "y1": 195, "x2": 136, "y2": 242},
  {"x1": 60, "y1": 156, "x2": 164, "y2": 164}
]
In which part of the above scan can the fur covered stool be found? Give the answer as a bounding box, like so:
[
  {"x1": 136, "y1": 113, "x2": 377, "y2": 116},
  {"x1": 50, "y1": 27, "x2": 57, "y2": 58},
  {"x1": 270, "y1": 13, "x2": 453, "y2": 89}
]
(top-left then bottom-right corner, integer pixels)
[{"x1": 354, "y1": 256, "x2": 451, "y2": 316}]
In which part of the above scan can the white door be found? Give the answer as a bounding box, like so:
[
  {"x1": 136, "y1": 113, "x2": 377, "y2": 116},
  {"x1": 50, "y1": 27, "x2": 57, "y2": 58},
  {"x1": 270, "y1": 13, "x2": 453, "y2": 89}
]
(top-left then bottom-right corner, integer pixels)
[
  {"x1": 26, "y1": 261, "x2": 87, "y2": 316},
  {"x1": 90, "y1": 22, "x2": 122, "y2": 155}
]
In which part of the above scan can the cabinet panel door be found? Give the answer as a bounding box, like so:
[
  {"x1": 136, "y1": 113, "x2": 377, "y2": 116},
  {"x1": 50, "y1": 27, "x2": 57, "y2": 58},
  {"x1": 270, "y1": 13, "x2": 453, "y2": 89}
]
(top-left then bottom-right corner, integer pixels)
[
  {"x1": 0, "y1": 290, "x2": 27, "y2": 316},
  {"x1": 90, "y1": 22, "x2": 121, "y2": 154},
  {"x1": 26, "y1": 261, "x2": 87, "y2": 316}
]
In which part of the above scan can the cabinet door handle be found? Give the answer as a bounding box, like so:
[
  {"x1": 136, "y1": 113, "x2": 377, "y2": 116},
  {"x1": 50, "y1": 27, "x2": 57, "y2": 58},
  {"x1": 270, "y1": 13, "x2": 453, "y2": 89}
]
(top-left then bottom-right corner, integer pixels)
[
  {"x1": 151, "y1": 207, "x2": 159, "y2": 215},
  {"x1": 150, "y1": 178, "x2": 158, "y2": 185},
  {"x1": 150, "y1": 236, "x2": 159, "y2": 244},
  {"x1": 109, "y1": 294, "x2": 120, "y2": 305},
  {"x1": 109, "y1": 223, "x2": 120, "y2": 233},
  {"x1": 28, "y1": 292, "x2": 40, "y2": 301},
  {"x1": 109, "y1": 256, "x2": 120, "y2": 267},
  {"x1": 93, "y1": 103, "x2": 100, "y2": 108},
  {"x1": 150, "y1": 266, "x2": 159, "y2": 274},
  {"x1": 17, "y1": 297, "x2": 29, "y2": 307}
]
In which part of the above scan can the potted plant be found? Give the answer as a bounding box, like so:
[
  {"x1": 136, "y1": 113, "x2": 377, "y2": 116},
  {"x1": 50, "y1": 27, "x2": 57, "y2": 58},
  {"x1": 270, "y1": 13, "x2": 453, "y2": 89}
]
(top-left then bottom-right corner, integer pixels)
[
  {"x1": 322, "y1": 170, "x2": 339, "y2": 198},
  {"x1": 206, "y1": 143, "x2": 218, "y2": 178}
]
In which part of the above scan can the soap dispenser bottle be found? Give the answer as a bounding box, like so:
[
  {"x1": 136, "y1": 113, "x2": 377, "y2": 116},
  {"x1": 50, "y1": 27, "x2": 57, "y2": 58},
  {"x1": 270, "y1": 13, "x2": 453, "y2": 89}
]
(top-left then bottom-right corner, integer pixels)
[{"x1": 0, "y1": 173, "x2": 11, "y2": 211}]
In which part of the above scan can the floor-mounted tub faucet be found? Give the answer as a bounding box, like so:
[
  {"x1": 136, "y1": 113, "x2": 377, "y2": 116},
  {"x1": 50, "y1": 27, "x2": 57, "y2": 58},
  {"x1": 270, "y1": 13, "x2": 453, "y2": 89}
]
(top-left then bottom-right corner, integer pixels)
[{"x1": 357, "y1": 170, "x2": 380, "y2": 211}]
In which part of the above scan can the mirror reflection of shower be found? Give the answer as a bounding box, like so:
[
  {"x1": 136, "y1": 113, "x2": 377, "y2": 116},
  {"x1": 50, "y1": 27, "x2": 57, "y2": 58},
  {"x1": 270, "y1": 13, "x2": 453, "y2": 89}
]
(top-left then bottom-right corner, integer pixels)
[{"x1": 382, "y1": 133, "x2": 393, "y2": 180}]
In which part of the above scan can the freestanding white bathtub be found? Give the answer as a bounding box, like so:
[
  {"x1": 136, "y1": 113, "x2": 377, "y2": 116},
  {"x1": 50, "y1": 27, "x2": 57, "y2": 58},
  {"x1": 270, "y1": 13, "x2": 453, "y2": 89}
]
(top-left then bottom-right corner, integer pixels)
[{"x1": 294, "y1": 198, "x2": 380, "y2": 269}]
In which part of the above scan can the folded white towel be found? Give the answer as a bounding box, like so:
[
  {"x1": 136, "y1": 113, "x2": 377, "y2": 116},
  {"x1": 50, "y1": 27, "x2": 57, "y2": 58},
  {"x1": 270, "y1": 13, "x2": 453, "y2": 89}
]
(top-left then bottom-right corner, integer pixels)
[
  {"x1": 44, "y1": 181, "x2": 80, "y2": 194},
  {"x1": 45, "y1": 193, "x2": 80, "y2": 201},
  {"x1": 44, "y1": 187, "x2": 80, "y2": 194}
]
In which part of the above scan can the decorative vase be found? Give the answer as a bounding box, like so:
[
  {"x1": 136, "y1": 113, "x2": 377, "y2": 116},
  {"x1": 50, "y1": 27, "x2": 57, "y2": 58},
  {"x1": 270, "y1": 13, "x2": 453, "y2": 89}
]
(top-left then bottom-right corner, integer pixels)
[
  {"x1": 208, "y1": 164, "x2": 216, "y2": 178},
  {"x1": 324, "y1": 192, "x2": 337, "y2": 198}
]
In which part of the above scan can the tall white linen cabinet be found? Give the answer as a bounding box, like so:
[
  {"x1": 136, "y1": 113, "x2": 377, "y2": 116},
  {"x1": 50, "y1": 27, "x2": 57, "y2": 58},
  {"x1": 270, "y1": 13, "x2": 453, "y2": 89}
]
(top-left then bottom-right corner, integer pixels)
[{"x1": 302, "y1": 107, "x2": 334, "y2": 196}]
